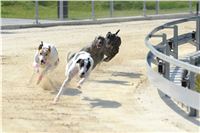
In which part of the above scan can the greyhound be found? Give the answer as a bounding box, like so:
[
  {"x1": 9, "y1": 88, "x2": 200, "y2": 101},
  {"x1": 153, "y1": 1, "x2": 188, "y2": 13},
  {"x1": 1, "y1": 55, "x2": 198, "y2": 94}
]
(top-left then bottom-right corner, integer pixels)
[
  {"x1": 80, "y1": 36, "x2": 106, "y2": 69},
  {"x1": 80, "y1": 30, "x2": 121, "y2": 68},
  {"x1": 53, "y1": 51, "x2": 94, "y2": 103},
  {"x1": 33, "y1": 41, "x2": 59, "y2": 84},
  {"x1": 104, "y1": 29, "x2": 121, "y2": 62}
]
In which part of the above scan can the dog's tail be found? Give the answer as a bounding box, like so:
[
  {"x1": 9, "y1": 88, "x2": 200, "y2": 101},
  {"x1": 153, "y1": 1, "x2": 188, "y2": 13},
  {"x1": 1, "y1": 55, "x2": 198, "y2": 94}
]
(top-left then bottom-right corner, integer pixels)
[
  {"x1": 67, "y1": 52, "x2": 72, "y2": 62},
  {"x1": 115, "y1": 29, "x2": 120, "y2": 35},
  {"x1": 67, "y1": 52, "x2": 75, "y2": 62}
]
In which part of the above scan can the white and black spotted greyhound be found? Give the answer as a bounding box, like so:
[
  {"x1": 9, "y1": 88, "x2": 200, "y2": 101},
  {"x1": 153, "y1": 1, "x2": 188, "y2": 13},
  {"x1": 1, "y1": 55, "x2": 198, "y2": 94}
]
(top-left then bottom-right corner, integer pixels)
[{"x1": 53, "y1": 51, "x2": 94, "y2": 103}]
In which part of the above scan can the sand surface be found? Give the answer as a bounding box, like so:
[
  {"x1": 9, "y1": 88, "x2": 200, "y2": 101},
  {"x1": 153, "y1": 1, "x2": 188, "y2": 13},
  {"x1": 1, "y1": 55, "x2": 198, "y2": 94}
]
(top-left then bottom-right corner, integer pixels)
[{"x1": 1, "y1": 19, "x2": 199, "y2": 133}]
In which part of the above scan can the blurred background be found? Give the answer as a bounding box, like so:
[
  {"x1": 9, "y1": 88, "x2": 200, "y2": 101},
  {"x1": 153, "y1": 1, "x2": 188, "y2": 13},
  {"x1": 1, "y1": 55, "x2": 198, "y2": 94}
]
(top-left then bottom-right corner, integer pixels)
[{"x1": 1, "y1": 1, "x2": 199, "y2": 21}]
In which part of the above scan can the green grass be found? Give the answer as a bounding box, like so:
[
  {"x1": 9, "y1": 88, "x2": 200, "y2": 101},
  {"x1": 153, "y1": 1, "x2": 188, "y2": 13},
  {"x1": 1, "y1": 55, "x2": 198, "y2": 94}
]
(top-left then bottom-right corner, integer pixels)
[
  {"x1": 2, "y1": 1, "x2": 36, "y2": 18},
  {"x1": 1, "y1": 1, "x2": 198, "y2": 20},
  {"x1": 1, "y1": 1, "x2": 58, "y2": 19}
]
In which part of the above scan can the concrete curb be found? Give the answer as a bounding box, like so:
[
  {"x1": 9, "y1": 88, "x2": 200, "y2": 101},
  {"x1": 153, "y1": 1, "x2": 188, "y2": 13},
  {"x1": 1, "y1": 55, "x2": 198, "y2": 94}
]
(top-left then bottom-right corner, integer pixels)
[{"x1": 1, "y1": 13, "x2": 196, "y2": 30}]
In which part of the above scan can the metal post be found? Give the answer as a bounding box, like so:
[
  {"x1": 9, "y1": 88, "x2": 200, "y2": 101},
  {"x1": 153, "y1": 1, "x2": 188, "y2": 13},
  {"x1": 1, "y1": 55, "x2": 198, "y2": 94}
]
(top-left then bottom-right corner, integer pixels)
[
  {"x1": 91, "y1": 0, "x2": 95, "y2": 20},
  {"x1": 63, "y1": 1, "x2": 68, "y2": 18},
  {"x1": 143, "y1": 0, "x2": 146, "y2": 17},
  {"x1": 162, "y1": 33, "x2": 170, "y2": 80},
  {"x1": 196, "y1": 17, "x2": 200, "y2": 50},
  {"x1": 189, "y1": 57, "x2": 197, "y2": 116},
  {"x1": 163, "y1": 33, "x2": 170, "y2": 98},
  {"x1": 173, "y1": 25, "x2": 178, "y2": 59},
  {"x1": 189, "y1": 0, "x2": 192, "y2": 14},
  {"x1": 110, "y1": 0, "x2": 114, "y2": 17},
  {"x1": 156, "y1": 0, "x2": 159, "y2": 15},
  {"x1": 35, "y1": 0, "x2": 39, "y2": 24},
  {"x1": 164, "y1": 25, "x2": 179, "y2": 59},
  {"x1": 59, "y1": 0, "x2": 64, "y2": 20}
]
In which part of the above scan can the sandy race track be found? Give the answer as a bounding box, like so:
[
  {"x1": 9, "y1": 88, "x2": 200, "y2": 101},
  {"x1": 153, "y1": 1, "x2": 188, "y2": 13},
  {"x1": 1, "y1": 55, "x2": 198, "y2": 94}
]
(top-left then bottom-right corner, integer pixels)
[{"x1": 1, "y1": 19, "x2": 199, "y2": 132}]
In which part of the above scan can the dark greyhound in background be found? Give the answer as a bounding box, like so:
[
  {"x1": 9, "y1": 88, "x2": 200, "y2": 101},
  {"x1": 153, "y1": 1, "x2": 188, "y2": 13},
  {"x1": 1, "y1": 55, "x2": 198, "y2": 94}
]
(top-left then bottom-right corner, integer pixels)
[
  {"x1": 69, "y1": 29, "x2": 121, "y2": 69},
  {"x1": 81, "y1": 29, "x2": 121, "y2": 68},
  {"x1": 80, "y1": 36, "x2": 106, "y2": 69},
  {"x1": 104, "y1": 29, "x2": 121, "y2": 62}
]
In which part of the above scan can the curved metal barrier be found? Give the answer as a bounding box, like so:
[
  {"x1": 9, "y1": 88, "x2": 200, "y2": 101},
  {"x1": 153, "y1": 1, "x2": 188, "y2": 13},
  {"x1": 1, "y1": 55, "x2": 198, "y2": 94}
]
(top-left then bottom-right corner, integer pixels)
[
  {"x1": 146, "y1": 16, "x2": 200, "y2": 74},
  {"x1": 145, "y1": 16, "x2": 200, "y2": 113}
]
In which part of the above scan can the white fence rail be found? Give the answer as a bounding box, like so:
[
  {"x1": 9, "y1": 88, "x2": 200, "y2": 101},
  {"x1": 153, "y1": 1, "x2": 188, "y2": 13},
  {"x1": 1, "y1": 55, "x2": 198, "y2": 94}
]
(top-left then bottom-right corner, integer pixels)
[{"x1": 145, "y1": 16, "x2": 200, "y2": 116}]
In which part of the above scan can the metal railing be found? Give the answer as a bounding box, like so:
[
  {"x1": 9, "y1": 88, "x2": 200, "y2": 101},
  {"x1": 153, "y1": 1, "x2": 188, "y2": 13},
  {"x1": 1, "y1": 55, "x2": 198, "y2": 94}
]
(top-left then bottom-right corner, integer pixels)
[
  {"x1": 145, "y1": 16, "x2": 200, "y2": 116},
  {"x1": 31, "y1": 1, "x2": 200, "y2": 23},
  {"x1": 146, "y1": 16, "x2": 200, "y2": 74}
]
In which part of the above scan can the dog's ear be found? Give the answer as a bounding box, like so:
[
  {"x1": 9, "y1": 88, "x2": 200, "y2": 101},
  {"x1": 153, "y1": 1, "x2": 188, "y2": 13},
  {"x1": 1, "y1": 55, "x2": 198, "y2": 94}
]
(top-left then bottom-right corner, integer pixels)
[
  {"x1": 92, "y1": 37, "x2": 98, "y2": 48},
  {"x1": 106, "y1": 32, "x2": 112, "y2": 38},
  {"x1": 48, "y1": 46, "x2": 51, "y2": 53},
  {"x1": 94, "y1": 36, "x2": 99, "y2": 42},
  {"x1": 115, "y1": 29, "x2": 120, "y2": 35},
  {"x1": 38, "y1": 43, "x2": 43, "y2": 50},
  {"x1": 77, "y1": 59, "x2": 84, "y2": 67},
  {"x1": 76, "y1": 59, "x2": 81, "y2": 63},
  {"x1": 86, "y1": 58, "x2": 91, "y2": 72}
]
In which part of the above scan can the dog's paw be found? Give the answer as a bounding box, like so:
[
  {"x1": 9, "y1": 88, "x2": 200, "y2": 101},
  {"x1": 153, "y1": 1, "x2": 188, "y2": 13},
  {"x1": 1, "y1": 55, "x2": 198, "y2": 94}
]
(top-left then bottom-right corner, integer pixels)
[
  {"x1": 77, "y1": 85, "x2": 81, "y2": 89},
  {"x1": 103, "y1": 57, "x2": 110, "y2": 62},
  {"x1": 52, "y1": 99, "x2": 58, "y2": 104},
  {"x1": 52, "y1": 101, "x2": 57, "y2": 105}
]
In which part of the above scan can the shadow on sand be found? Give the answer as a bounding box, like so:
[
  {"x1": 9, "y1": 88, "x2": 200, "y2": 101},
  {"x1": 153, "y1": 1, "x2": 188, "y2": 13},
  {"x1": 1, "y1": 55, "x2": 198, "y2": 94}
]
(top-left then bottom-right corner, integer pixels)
[
  {"x1": 62, "y1": 88, "x2": 82, "y2": 96},
  {"x1": 89, "y1": 71, "x2": 142, "y2": 86},
  {"x1": 90, "y1": 79, "x2": 131, "y2": 86},
  {"x1": 158, "y1": 90, "x2": 200, "y2": 126},
  {"x1": 82, "y1": 96, "x2": 121, "y2": 108},
  {"x1": 111, "y1": 71, "x2": 143, "y2": 78},
  {"x1": 51, "y1": 87, "x2": 82, "y2": 96}
]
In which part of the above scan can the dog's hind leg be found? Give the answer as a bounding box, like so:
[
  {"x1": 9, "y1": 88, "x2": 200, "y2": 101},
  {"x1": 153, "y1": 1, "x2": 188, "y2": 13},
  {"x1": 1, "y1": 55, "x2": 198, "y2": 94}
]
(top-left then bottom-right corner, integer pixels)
[{"x1": 46, "y1": 76, "x2": 56, "y2": 89}]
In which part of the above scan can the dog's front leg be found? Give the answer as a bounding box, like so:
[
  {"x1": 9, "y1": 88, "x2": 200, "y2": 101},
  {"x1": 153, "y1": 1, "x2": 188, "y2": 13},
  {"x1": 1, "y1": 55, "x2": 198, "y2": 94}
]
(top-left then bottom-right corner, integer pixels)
[
  {"x1": 36, "y1": 65, "x2": 51, "y2": 85},
  {"x1": 53, "y1": 77, "x2": 70, "y2": 104},
  {"x1": 77, "y1": 77, "x2": 86, "y2": 89},
  {"x1": 29, "y1": 65, "x2": 38, "y2": 85},
  {"x1": 33, "y1": 61, "x2": 40, "y2": 73},
  {"x1": 36, "y1": 74, "x2": 43, "y2": 85}
]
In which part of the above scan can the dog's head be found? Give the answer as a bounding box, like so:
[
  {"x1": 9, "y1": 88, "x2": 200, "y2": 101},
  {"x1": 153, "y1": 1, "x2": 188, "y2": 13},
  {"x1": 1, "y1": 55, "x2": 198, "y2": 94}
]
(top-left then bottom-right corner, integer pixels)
[
  {"x1": 92, "y1": 36, "x2": 106, "y2": 50},
  {"x1": 76, "y1": 58, "x2": 92, "y2": 78},
  {"x1": 38, "y1": 41, "x2": 51, "y2": 66},
  {"x1": 105, "y1": 29, "x2": 121, "y2": 49}
]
